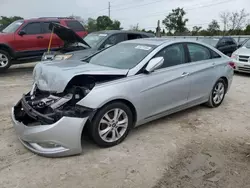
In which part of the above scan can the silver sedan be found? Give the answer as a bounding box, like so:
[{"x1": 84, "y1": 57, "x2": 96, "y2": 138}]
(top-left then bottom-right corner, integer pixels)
[{"x1": 12, "y1": 38, "x2": 234, "y2": 157}]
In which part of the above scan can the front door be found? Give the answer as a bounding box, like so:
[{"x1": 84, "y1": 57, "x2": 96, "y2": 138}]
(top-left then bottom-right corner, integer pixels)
[
  {"x1": 137, "y1": 43, "x2": 191, "y2": 120},
  {"x1": 14, "y1": 22, "x2": 45, "y2": 57}
]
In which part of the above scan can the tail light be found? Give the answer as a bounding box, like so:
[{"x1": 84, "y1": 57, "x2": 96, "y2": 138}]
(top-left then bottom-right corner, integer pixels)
[{"x1": 228, "y1": 62, "x2": 235, "y2": 69}]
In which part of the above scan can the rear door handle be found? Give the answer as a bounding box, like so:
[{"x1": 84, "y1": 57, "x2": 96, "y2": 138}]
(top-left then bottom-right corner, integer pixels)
[
  {"x1": 181, "y1": 72, "x2": 189, "y2": 77},
  {"x1": 212, "y1": 63, "x2": 216, "y2": 67},
  {"x1": 37, "y1": 36, "x2": 43, "y2": 39}
]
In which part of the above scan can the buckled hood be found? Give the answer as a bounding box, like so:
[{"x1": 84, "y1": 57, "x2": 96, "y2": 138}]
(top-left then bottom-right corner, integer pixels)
[
  {"x1": 33, "y1": 60, "x2": 128, "y2": 93},
  {"x1": 49, "y1": 23, "x2": 91, "y2": 48}
]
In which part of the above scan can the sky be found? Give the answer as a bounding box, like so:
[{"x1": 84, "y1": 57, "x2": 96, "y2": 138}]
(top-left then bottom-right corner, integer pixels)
[{"x1": 0, "y1": 0, "x2": 249, "y2": 31}]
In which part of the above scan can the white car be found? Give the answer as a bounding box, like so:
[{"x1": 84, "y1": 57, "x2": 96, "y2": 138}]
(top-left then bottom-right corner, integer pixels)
[{"x1": 231, "y1": 39, "x2": 250, "y2": 73}]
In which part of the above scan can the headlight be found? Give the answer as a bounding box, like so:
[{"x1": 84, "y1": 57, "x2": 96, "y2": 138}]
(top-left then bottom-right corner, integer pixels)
[
  {"x1": 54, "y1": 54, "x2": 73, "y2": 60},
  {"x1": 231, "y1": 53, "x2": 238, "y2": 59}
]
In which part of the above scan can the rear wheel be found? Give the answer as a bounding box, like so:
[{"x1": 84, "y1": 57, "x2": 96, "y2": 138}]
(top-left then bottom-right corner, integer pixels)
[
  {"x1": 206, "y1": 78, "x2": 226, "y2": 108},
  {"x1": 90, "y1": 102, "x2": 133, "y2": 147},
  {"x1": 0, "y1": 50, "x2": 11, "y2": 72}
]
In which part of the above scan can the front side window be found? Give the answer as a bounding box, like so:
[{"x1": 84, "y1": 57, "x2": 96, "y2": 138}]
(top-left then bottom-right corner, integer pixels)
[
  {"x1": 88, "y1": 43, "x2": 156, "y2": 69},
  {"x1": 2, "y1": 20, "x2": 24, "y2": 33},
  {"x1": 23, "y1": 22, "x2": 42, "y2": 35},
  {"x1": 187, "y1": 43, "x2": 211, "y2": 62},
  {"x1": 103, "y1": 34, "x2": 125, "y2": 47},
  {"x1": 154, "y1": 44, "x2": 185, "y2": 69}
]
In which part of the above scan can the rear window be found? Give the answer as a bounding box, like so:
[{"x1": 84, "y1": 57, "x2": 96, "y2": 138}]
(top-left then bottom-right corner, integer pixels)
[{"x1": 65, "y1": 20, "x2": 85, "y2": 32}]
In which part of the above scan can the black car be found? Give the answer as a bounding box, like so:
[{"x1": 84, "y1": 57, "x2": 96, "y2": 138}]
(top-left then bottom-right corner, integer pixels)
[
  {"x1": 42, "y1": 23, "x2": 155, "y2": 61},
  {"x1": 201, "y1": 37, "x2": 237, "y2": 56}
]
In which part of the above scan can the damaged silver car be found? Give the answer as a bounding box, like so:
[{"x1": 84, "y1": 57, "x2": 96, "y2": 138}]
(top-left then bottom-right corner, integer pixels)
[{"x1": 12, "y1": 38, "x2": 234, "y2": 157}]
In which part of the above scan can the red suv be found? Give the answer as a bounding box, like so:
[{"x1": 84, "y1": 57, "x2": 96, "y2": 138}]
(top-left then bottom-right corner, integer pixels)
[{"x1": 0, "y1": 17, "x2": 87, "y2": 71}]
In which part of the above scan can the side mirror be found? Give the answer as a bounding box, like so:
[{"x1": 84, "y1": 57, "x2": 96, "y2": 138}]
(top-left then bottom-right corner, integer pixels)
[
  {"x1": 145, "y1": 57, "x2": 164, "y2": 73},
  {"x1": 19, "y1": 30, "x2": 26, "y2": 36},
  {"x1": 237, "y1": 44, "x2": 242, "y2": 48}
]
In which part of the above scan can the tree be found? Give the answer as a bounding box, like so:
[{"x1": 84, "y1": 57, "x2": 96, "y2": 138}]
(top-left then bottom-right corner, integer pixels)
[
  {"x1": 245, "y1": 24, "x2": 250, "y2": 34},
  {"x1": 0, "y1": 16, "x2": 23, "y2": 30},
  {"x1": 191, "y1": 26, "x2": 202, "y2": 36},
  {"x1": 207, "y1": 20, "x2": 220, "y2": 35},
  {"x1": 220, "y1": 11, "x2": 230, "y2": 34},
  {"x1": 129, "y1": 23, "x2": 139, "y2": 31},
  {"x1": 162, "y1": 8, "x2": 188, "y2": 34},
  {"x1": 228, "y1": 9, "x2": 249, "y2": 34},
  {"x1": 85, "y1": 16, "x2": 122, "y2": 32},
  {"x1": 96, "y1": 16, "x2": 113, "y2": 30}
]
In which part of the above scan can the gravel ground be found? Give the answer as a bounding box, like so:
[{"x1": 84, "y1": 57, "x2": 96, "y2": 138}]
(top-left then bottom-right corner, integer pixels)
[{"x1": 0, "y1": 63, "x2": 250, "y2": 188}]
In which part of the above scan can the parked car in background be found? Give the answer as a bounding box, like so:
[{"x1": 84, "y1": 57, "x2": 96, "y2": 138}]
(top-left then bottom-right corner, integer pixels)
[
  {"x1": 42, "y1": 25, "x2": 155, "y2": 61},
  {"x1": 12, "y1": 38, "x2": 234, "y2": 157},
  {"x1": 201, "y1": 37, "x2": 237, "y2": 56},
  {"x1": 0, "y1": 17, "x2": 87, "y2": 71},
  {"x1": 231, "y1": 39, "x2": 250, "y2": 73}
]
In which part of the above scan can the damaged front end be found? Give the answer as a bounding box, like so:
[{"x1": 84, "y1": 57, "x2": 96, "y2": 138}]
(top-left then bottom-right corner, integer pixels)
[{"x1": 14, "y1": 85, "x2": 94, "y2": 126}]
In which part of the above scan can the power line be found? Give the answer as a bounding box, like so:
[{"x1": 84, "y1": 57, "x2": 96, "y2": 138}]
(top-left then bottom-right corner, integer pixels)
[{"x1": 116, "y1": 0, "x2": 235, "y2": 22}]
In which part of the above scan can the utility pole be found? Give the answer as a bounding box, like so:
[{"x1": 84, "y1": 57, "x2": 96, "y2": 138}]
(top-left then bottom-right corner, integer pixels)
[{"x1": 108, "y1": 2, "x2": 111, "y2": 18}]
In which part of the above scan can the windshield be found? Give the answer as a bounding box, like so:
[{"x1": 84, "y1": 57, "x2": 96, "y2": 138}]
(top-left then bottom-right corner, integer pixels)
[
  {"x1": 2, "y1": 20, "x2": 24, "y2": 33},
  {"x1": 243, "y1": 39, "x2": 250, "y2": 49},
  {"x1": 200, "y1": 38, "x2": 219, "y2": 47},
  {"x1": 88, "y1": 43, "x2": 156, "y2": 69},
  {"x1": 83, "y1": 33, "x2": 108, "y2": 48}
]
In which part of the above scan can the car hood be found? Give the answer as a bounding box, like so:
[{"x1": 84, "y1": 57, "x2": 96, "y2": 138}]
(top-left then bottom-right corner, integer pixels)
[
  {"x1": 234, "y1": 47, "x2": 250, "y2": 56},
  {"x1": 33, "y1": 60, "x2": 128, "y2": 93},
  {"x1": 49, "y1": 22, "x2": 91, "y2": 48},
  {"x1": 67, "y1": 48, "x2": 98, "y2": 60}
]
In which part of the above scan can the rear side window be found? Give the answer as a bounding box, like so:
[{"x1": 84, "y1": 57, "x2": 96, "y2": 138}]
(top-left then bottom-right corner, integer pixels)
[
  {"x1": 187, "y1": 43, "x2": 211, "y2": 62},
  {"x1": 65, "y1": 20, "x2": 85, "y2": 31},
  {"x1": 43, "y1": 21, "x2": 60, "y2": 33},
  {"x1": 23, "y1": 22, "x2": 42, "y2": 34}
]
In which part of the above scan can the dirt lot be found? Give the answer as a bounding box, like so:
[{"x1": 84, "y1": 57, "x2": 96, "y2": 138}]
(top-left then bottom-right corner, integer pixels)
[{"x1": 0, "y1": 63, "x2": 250, "y2": 188}]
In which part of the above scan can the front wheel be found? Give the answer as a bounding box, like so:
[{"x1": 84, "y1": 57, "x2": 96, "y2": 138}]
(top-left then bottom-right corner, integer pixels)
[
  {"x1": 206, "y1": 78, "x2": 226, "y2": 108},
  {"x1": 90, "y1": 102, "x2": 133, "y2": 147},
  {"x1": 0, "y1": 50, "x2": 12, "y2": 72}
]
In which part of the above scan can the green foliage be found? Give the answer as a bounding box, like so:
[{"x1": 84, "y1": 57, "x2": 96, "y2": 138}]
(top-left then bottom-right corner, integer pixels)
[
  {"x1": 207, "y1": 20, "x2": 220, "y2": 36},
  {"x1": 162, "y1": 8, "x2": 188, "y2": 34},
  {"x1": 86, "y1": 16, "x2": 122, "y2": 32},
  {"x1": 0, "y1": 16, "x2": 23, "y2": 30}
]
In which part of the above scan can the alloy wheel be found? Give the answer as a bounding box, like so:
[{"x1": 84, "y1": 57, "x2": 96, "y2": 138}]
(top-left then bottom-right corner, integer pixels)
[
  {"x1": 98, "y1": 108, "x2": 128, "y2": 143},
  {"x1": 0, "y1": 53, "x2": 9, "y2": 68},
  {"x1": 212, "y1": 82, "x2": 225, "y2": 105}
]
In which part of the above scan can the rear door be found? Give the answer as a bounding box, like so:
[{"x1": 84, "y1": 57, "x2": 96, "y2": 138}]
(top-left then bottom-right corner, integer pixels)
[
  {"x1": 14, "y1": 22, "x2": 45, "y2": 57},
  {"x1": 64, "y1": 20, "x2": 87, "y2": 38},
  {"x1": 185, "y1": 43, "x2": 220, "y2": 103}
]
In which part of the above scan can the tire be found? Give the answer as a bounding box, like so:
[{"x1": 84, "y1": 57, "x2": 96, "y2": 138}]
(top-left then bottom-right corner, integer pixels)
[
  {"x1": 205, "y1": 78, "x2": 227, "y2": 108},
  {"x1": 90, "y1": 102, "x2": 133, "y2": 147},
  {"x1": 0, "y1": 50, "x2": 12, "y2": 72}
]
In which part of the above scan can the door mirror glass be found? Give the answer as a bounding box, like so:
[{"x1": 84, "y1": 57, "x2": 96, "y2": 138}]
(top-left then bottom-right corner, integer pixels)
[
  {"x1": 19, "y1": 30, "x2": 26, "y2": 36},
  {"x1": 145, "y1": 57, "x2": 164, "y2": 73}
]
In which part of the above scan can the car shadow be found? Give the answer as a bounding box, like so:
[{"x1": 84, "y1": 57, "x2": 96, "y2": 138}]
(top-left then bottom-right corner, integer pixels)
[
  {"x1": 80, "y1": 104, "x2": 208, "y2": 154},
  {"x1": 234, "y1": 71, "x2": 250, "y2": 77}
]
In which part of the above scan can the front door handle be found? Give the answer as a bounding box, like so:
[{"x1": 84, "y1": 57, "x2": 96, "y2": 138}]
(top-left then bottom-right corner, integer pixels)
[
  {"x1": 181, "y1": 72, "x2": 189, "y2": 77},
  {"x1": 37, "y1": 36, "x2": 43, "y2": 39}
]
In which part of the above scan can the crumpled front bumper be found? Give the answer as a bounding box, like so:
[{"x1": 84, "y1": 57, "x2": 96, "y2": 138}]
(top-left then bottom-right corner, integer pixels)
[
  {"x1": 233, "y1": 60, "x2": 250, "y2": 73},
  {"x1": 11, "y1": 106, "x2": 89, "y2": 158}
]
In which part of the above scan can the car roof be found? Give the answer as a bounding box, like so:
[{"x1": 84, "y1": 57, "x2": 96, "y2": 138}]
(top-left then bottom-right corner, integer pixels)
[
  {"x1": 92, "y1": 30, "x2": 155, "y2": 36},
  {"x1": 21, "y1": 17, "x2": 76, "y2": 22}
]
